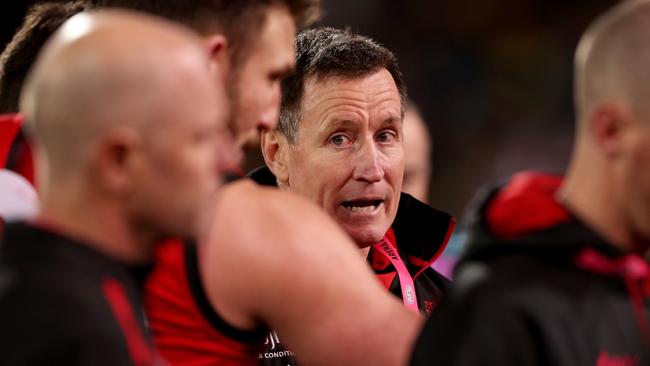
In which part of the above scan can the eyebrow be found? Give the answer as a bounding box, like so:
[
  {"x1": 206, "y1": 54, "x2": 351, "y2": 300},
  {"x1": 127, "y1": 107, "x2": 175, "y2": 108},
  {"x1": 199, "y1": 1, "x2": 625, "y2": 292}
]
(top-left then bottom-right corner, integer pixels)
[
  {"x1": 378, "y1": 116, "x2": 402, "y2": 128},
  {"x1": 315, "y1": 118, "x2": 358, "y2": 136},
  {"x1": 325, "y1": 118, "x2": 359, "y2": 129}
]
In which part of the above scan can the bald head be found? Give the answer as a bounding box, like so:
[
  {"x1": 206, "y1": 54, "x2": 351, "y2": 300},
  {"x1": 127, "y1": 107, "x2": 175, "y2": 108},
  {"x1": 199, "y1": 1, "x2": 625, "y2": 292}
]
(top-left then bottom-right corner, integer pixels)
[
  {"x1": 21, "y1": 10, "x2": 229, "y2": 246},
  {"x1": 563, "y1": 0, "x2": 650, "y2": 253},
  {"x1": 21, "y1": 10, "x2": 217, "y2": 176},
  {"x1": 575, "y1": 0, "x2": 650, "y2": 130}
]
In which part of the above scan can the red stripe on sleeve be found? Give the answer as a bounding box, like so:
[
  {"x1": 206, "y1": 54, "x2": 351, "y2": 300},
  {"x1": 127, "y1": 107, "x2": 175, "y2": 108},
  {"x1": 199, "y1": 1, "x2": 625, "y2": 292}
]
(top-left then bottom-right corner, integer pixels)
[{"x1": 102, "y1": 278, "x2": 154, "y2": 366}]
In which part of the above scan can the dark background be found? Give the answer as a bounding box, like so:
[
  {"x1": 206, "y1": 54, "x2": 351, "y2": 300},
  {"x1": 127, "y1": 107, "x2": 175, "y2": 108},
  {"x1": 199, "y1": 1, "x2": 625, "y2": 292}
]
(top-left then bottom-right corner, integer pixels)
[{"x1": 0, "y1": 0, "x2": 618, "y2": 217}]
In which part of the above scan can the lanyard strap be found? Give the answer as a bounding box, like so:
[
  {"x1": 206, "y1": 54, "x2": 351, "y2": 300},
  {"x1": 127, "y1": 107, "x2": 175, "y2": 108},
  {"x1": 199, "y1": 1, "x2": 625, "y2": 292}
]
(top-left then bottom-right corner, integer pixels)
[{"x1": 372, "y1": 237, "x2": 419, "y2": 313}]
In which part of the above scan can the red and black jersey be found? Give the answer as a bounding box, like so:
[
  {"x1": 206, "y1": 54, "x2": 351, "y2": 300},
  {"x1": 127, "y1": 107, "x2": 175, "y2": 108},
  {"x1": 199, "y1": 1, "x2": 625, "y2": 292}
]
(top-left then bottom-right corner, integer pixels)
[
  {"x1": 0, "y1": 222, "x2": 156, "y2": 365},
  {"x1": 144, "y1": 166, "x2": 456, "y2": 366},
  {"x1": 145, "y1": 239, "x2": 267, "y2": 366},
  {"x1": 410, "y1": 172, "x2": 650, "y2": 366}
]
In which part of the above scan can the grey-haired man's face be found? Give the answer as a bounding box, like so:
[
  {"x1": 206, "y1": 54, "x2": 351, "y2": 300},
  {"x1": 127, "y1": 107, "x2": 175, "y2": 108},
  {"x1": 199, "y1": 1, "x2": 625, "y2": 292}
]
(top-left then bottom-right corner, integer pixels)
[{"x1": 279, "y1": 69, "x2": 404, "y2": 246}]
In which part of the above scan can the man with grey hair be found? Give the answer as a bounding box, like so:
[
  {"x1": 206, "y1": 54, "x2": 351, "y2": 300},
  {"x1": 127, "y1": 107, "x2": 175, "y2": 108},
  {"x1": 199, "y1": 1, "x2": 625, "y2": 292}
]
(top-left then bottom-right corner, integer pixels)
[
  {"x1": 256, "y1": 27, "x2": 454, "y2": 365},
  {"x1": 411, "y1": 1, "x2": 650, "y2": 364},
  {"x1": 0, "y1": 10, "x2": 229, "y2": 365}
]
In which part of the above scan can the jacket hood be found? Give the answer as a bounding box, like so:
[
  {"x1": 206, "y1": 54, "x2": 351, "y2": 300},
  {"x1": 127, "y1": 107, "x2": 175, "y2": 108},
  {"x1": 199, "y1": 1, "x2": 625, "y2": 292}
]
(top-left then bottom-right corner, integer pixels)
[{"x1": 462, "y1": 171, "x2": 622, "y2": 262}]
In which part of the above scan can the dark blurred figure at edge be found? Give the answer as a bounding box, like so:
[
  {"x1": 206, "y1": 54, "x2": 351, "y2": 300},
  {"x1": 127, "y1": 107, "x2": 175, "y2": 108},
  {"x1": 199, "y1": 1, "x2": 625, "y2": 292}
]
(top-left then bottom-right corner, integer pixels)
[{"x1": 411, "y1": 0, "x2": 650, "y2": 365}]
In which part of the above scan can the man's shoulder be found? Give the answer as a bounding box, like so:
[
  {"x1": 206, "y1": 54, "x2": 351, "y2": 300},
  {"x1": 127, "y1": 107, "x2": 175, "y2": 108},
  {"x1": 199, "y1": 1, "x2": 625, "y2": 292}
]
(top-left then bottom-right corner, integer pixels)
[
  {"x1": 219, "y1": 180, "x2": 323, "y2": 215},
  {"x1": 0, "y1": 260, "x2": 120, "y2": 324},
  {"x1": 209, "y1": 180, "x2": 344, "y2": 247},
  {"x1": 415, "y1": 248, "x2": 650, "y2": 366},
  {"x1": 450, "y1": 243, "x2": 625, "y2": 329}
]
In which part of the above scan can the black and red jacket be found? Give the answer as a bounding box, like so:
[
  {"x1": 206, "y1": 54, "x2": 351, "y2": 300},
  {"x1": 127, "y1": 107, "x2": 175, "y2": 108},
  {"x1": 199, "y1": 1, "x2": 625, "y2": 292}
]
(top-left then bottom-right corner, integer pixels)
[
  {"x1": 249, "y1": 166, "x2": 455, "y2": 366},
  {"x1": 0, "y1": 222, "x2": 157, "y2": 365},
  {"x1": 410, "y1": 172, "x2": 650, "y2": 366}
]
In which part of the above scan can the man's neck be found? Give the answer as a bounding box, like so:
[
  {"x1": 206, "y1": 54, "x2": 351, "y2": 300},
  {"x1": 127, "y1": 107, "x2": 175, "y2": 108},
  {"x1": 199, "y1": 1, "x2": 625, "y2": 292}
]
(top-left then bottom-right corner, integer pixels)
[{"x1": 561, "y1": 157, "x2": 640, "y2": 254}]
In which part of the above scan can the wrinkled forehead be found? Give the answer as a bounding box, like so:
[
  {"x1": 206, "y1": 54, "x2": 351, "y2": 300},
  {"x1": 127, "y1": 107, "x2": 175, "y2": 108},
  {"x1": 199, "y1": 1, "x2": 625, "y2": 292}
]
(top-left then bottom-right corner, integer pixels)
[
  {"x1": 306, "y1": 69, "x2": 404, "y2": 111},
  {"x1": 302, "y1": 71, "x2": 402, "y2": 113},
  {"x1": 291, "y1": 71, "x2": 402, "y2": 139}
]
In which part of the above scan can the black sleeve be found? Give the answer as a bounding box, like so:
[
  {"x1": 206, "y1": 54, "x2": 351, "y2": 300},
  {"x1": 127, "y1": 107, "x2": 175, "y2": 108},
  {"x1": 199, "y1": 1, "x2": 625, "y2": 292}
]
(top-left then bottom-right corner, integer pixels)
[
  {"x1": 0, "y1": 283, "x2": 82, "y2": 365},
  {"x1": 410, "y1": 264, "x2": 545, "y2": 366}
]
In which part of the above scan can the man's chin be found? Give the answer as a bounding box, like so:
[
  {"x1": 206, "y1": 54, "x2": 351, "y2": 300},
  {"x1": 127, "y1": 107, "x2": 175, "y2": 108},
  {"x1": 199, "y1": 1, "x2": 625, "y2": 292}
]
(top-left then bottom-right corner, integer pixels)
[{"x1": 348, "y1": 229, "x2": 387, "y2": 247}]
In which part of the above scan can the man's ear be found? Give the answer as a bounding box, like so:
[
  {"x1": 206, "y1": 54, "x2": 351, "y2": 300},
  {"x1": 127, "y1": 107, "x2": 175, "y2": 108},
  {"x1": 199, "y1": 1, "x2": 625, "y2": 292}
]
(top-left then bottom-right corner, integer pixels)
[
  {"x1": 93, "y1": 127, "x2": 140, "y2": 196},
  {"x1": 204, "y1": 34, "x2": 230, "y2": 83},
  {"x1": 588, "y1": 102, "x2": 631, "y2": 158},
  {"x1": 261, "y1": 130, "x2": 290, "y2": 184}
]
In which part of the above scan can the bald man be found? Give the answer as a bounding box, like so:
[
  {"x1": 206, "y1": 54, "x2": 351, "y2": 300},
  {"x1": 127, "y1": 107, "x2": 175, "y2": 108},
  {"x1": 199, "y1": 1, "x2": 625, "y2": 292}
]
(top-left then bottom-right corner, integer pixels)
[
  {"x1": 0, "y1": 11, "x2": 229, "y2": 365},
  {"x1": 410, "y1": 1, "x2": 650, "y2": 365}
]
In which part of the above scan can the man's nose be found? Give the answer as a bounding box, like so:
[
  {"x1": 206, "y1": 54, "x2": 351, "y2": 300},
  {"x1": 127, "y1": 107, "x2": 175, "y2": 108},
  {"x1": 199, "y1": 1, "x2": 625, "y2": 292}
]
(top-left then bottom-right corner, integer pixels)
[
  {"x1": 352, "y1": 140, "x2": 383, "y2": 183},
  {"x1": 258, "y1": 84, "x2": 282, "y2": 131}
]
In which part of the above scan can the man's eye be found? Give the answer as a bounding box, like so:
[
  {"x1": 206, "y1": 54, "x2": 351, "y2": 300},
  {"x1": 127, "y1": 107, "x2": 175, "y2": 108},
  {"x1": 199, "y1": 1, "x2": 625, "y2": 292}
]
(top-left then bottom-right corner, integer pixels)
[
  {"x1": 377, "y1": 131, "x2": 396, "y2": 143},
  {"x1": 330, "y1": 134, "x2": 349, "y2": 146}
]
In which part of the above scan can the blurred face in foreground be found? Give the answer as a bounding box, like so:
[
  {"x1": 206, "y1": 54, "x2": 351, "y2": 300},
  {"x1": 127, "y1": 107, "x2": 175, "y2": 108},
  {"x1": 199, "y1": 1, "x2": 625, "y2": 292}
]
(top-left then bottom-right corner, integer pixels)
[
  {"x1": 228, "y1": 5, "x2": 296, "y2": 161},
  {"x1": 128, "y1": 53, "x2": 230, "y2": 240}
]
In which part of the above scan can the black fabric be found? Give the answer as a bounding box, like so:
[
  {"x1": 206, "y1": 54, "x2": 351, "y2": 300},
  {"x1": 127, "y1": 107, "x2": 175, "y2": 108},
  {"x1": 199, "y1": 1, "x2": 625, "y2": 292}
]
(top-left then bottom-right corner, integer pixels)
[
  {"x1": 183, "y1": 242, "x2": 268, "y2": 343},
  {"x1": 392, "y1": 193, "x2": 454, "y2": 264},
  {"x1": 247, "y1": 165, "x2": 276, "y2": 186},
  {"x1": 0, "y1": 222, "x2": 152, "y2": 366},
  {"x1": 410, "y1": 175, "x2": 650, "y2": 366}
]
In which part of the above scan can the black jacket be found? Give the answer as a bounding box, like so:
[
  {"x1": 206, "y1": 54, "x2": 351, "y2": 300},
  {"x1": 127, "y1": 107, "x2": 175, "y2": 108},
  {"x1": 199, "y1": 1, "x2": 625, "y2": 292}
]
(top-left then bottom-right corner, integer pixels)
[
  {"x1": 0, "y1": 222, "x2": 155, "y2": 365},
  {"x1": 411, "y1": 172, "x2": 650, "y2": 366}
]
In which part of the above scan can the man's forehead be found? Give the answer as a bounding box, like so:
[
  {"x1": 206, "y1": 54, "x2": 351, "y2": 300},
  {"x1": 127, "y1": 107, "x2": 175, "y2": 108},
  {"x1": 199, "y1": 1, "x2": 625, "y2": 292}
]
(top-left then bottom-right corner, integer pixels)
[
  {"x1": 302, "y1": 71, "x2": 401, "y2": 110},
  {"x1": 251, "y1": 6, "x2": 295, "y2": 55}
]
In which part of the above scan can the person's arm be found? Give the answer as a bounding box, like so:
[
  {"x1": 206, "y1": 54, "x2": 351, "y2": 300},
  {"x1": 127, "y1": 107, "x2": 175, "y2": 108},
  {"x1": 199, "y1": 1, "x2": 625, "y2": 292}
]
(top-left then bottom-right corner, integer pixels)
[{"x1": 199, "y1": 180, "x2": 423, "y2": 366}]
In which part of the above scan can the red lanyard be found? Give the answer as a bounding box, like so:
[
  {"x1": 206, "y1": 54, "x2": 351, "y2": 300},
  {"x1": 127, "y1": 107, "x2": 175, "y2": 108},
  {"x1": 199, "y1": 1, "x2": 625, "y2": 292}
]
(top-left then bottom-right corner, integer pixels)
[{"x1": 372, "y1": 237, "x2": 419, "y2": 313}]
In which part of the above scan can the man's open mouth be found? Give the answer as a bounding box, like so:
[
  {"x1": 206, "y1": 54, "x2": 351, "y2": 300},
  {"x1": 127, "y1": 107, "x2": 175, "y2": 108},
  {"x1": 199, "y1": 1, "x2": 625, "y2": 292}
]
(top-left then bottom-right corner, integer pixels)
[{"x1": 341, "y1": 199, "x2": 384, "y2": 213}]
